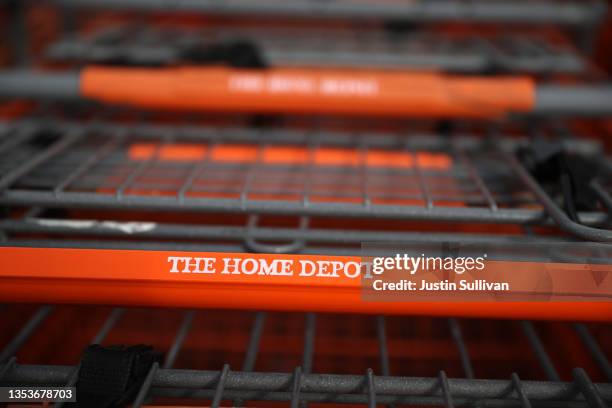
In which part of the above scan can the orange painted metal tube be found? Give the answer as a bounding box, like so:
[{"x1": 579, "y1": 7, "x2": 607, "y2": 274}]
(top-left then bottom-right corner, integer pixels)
[
  {"x1": 81, "y1": 67, "x2": 536, "y2": 117},
  {"x1": 0, "y1": 247, "x2": 610, "y2": 321},
  {"x1": 127, "y1": 142, "x2": 453, "y2": 168}
]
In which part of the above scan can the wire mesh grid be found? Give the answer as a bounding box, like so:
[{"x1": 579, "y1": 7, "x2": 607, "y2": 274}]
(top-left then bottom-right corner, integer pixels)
[
  {"x1": 1, "y1": 305, "x2": 611, "y2": 407},
  {"x1": 0, "y1": 119, "x2": 610, "y2": 242},
  {"x1": 46, "y1": 24, "x2": 586, "y2": 74}
]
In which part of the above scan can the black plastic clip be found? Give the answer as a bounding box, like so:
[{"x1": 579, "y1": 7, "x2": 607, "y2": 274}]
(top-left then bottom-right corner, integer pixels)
[
  {"x1": 517, "y1": 140, "x2": 608, "y2": 222},
  {"x1": 72, "y1": 344, "x2": 163, "y2": 408},
  {"x1": 182, "y1": 39, "x2": 268, "y2": 68}
]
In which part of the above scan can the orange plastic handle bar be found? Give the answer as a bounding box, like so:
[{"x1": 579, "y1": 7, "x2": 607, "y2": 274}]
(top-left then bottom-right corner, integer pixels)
[
  {"x1": 81, "y1": 67, "x2": 535, "y2": 117},
  {"x1": 1, "y1": 247, "x2": 610, "y2": 321}
]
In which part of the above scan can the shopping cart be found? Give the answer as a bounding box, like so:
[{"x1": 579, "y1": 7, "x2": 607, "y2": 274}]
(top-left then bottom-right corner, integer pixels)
[{"x1": 0, "y1": 1, "x2": 611, "y2": 407}]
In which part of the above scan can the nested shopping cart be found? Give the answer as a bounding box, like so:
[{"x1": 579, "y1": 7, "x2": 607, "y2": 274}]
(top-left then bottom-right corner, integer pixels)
[{"x1": 0, "y1": 0, "x2": 611, "y2": 407}]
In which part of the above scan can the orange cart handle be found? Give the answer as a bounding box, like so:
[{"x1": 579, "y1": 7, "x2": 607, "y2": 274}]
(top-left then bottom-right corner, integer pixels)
[
  {"x1": 80, "y1": 67, "x2": 536, "y2": 117},
  {"x1": 1, "y1": 247, "x2": 611, "y2": 321},
  {"x1": 3, "y1": 68, "x2": 612, "y2": 117}
]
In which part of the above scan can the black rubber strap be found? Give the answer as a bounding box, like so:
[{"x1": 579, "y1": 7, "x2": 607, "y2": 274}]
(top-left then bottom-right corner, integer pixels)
[{"x1": 73, "y1": 344, "x2": 162, "y2": 408}]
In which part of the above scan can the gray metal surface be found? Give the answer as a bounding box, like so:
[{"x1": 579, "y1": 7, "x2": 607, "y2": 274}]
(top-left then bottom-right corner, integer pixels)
[
  {"x1": 535, "y1": 86, "x2": 612, "y2": 116},
  {"x1": 0, "y1": 71, "x2": 80, "y2": 100},
  {"x1": 3, "y1": 363, "x2": 612, "y2": 405},
  {"x1": 52, "y1": 0, "x2": 606, "y2": 25},
  {"x1": 0, "y1": 217, "x2": 612, "y2": 262},
  {"x1": 46, "y1": 26, "x2": 586, "y2": 74}
]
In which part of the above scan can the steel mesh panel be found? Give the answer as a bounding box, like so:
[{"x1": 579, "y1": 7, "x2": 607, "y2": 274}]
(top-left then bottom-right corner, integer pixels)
[
  {"x1": 0, "y1": 120, "x2": 610, "y2": 236},
  {"x1": 46, "y1": 25, "x2": 586, "y2": 74},
  {"x1": 1, "y1": 306, "x2": 611, "y2": 407}
]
